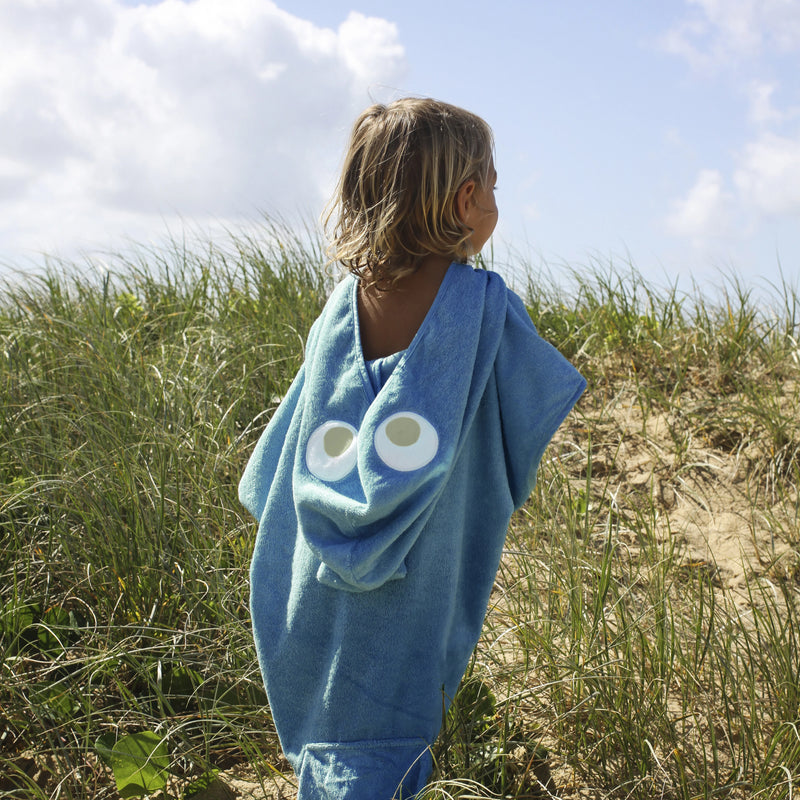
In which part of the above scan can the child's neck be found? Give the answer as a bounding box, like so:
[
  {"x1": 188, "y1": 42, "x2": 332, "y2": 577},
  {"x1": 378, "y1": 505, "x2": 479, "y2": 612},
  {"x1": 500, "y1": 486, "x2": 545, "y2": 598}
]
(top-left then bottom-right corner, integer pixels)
[{"x1": 357, "y1": 255, "x2": 453, "y2": 361}]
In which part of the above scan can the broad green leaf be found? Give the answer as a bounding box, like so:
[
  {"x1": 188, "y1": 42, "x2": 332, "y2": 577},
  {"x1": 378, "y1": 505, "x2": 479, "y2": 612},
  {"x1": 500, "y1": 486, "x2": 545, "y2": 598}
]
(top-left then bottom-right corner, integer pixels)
[{"x1": 111, "y1": 731, "x2": 169, "y2": 798}]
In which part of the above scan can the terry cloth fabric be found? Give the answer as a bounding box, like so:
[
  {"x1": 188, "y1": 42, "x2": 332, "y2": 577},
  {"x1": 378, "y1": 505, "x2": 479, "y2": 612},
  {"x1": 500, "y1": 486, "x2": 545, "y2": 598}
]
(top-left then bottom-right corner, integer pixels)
[
  {"x1": 239, "y1": 262, "x2": 586, "y2": 799},
  {"x1": 365, "y1": 349, "x2": 405, "y2": 394}
]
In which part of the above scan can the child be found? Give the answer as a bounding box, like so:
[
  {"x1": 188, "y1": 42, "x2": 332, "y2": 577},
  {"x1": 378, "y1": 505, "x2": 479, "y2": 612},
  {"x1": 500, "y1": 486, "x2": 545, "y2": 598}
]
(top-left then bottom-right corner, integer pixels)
[{"x1": 239, "y1": 97, "x2": 586, "y2": 799}]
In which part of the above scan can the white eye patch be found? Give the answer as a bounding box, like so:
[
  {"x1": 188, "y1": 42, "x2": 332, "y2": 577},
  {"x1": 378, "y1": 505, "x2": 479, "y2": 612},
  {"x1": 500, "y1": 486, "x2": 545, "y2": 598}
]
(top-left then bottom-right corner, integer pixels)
[
  {"x1": 306, "y1": 421, "x2": 358, "y2": 482},
  {"x1": 306, "y1": 412, "x2": 439, "y2": 481},
  {"x1": 374, "y1": 412, "x2": 438, "y2": 472}
]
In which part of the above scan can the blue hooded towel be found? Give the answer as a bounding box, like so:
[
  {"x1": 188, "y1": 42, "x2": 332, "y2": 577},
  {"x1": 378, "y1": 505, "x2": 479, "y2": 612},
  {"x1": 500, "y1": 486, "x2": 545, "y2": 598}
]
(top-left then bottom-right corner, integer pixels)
[{"x1": 239, "y1": 263, "x2": 586, "y2": 799}]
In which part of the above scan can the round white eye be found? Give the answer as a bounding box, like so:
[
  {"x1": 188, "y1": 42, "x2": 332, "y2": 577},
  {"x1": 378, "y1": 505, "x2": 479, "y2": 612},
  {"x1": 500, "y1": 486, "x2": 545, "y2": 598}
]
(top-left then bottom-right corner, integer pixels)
[
  {"x1": 374, "y1": 412, "x2": 438, "y2": 472},
  {"x1": 306, "y1": 421, "x2": 358, "y2": 482}
]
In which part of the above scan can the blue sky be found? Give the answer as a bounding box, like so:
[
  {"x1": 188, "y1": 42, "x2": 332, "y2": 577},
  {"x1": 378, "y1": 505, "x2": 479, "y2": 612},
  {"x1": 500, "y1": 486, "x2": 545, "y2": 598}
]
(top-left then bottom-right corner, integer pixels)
[{"x1": 2, "y1": 0, "x2": 799, "y2": 294}]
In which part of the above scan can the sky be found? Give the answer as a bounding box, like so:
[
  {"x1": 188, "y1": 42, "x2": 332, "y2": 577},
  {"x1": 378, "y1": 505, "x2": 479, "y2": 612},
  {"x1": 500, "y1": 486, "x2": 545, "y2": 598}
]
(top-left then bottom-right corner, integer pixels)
[{"x1": 1, "y1": 0, "x2": 799, "y2": 296}]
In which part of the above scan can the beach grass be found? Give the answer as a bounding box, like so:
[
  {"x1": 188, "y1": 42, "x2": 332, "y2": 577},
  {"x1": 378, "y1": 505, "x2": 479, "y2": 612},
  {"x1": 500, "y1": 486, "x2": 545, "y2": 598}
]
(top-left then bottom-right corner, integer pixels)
[{"x1": 1, "y1": 228, "x2": 798, "y2": 799}]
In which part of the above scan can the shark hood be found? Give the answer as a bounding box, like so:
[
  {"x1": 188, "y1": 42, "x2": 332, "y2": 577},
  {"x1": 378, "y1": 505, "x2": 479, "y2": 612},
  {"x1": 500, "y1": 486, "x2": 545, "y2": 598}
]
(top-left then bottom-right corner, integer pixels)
[{"x1": 291, "y1": 261, "x2": 508, "y2": 592}]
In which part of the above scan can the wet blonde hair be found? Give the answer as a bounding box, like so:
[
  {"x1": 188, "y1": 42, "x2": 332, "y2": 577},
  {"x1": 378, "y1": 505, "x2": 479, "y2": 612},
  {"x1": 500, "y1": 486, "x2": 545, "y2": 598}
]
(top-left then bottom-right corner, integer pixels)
[{"x1": 323, "y1": 97, "x2": 494, "y2": 287}]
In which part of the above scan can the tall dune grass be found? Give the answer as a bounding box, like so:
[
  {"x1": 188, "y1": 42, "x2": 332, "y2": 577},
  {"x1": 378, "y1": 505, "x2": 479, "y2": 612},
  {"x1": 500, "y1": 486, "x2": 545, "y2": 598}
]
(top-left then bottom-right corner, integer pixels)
[{"x1": 1, "y1": 229, "x2": 798, "y2": 799}]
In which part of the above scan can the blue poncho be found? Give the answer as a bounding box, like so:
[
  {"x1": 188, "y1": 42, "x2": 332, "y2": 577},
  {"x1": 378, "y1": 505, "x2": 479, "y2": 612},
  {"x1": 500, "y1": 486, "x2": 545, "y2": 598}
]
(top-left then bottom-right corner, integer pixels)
[{"x1": 239, "y1": 263, "x2": 585, "y2": 799}]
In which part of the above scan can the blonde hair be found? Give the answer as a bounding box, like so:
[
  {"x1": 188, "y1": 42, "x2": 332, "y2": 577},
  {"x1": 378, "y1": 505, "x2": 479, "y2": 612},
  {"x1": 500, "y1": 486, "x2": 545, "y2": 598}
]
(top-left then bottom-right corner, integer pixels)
[{"x1": 323, "y1": 97, "x2": 494, "y2": 287}]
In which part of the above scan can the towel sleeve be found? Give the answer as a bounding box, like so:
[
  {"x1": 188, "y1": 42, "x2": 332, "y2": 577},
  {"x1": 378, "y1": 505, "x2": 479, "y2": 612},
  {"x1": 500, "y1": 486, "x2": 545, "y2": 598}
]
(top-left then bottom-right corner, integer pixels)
[
  {"x1": 496, "y1": 291, "x2": 586, "y2": 509},
  {"x1": 238, "y1": 363, "x2": 306, "y2": 522}
]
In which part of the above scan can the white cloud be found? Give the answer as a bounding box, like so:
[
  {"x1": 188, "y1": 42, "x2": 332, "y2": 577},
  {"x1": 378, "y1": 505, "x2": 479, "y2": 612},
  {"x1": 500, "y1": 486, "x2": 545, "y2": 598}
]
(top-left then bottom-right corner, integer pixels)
[
  {"x1": 666, "y1": 168, "x2": 734, "y2": 239},
  {"x1": 734, "y1": 132, "x2": 800, "y2": 217},
  {"x1": 0, "y1": 0, "x2": 406, "y2": 263},
  {"x1": 746, "y1": 81, "x2": 785, "y2": 126},
  {"x1": 661, "y1": 0, "x2": 800, "y2": 69},
  {"x1": 337, "y1": 12, "x2": 405, "y2": 87},
  {"x1": 667, "y1": 130, "x2": 800, "y2": 245},
  {"x1": 661, "y1": 1, "x2": 800, "y2": 250}
]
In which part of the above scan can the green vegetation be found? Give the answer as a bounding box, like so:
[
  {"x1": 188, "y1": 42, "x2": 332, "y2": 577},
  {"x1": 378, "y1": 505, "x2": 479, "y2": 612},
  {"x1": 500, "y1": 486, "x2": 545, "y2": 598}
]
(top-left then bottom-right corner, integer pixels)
[{"x1": 1, "y1": 229, "x2": 798, "y2": 798}]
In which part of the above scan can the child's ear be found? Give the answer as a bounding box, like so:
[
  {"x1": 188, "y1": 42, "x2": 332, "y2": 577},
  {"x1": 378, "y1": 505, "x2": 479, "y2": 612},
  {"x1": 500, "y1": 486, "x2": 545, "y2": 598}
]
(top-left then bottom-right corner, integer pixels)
[{"x1": 455, "y1": 179, "x2": 476, "y2": 225}]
